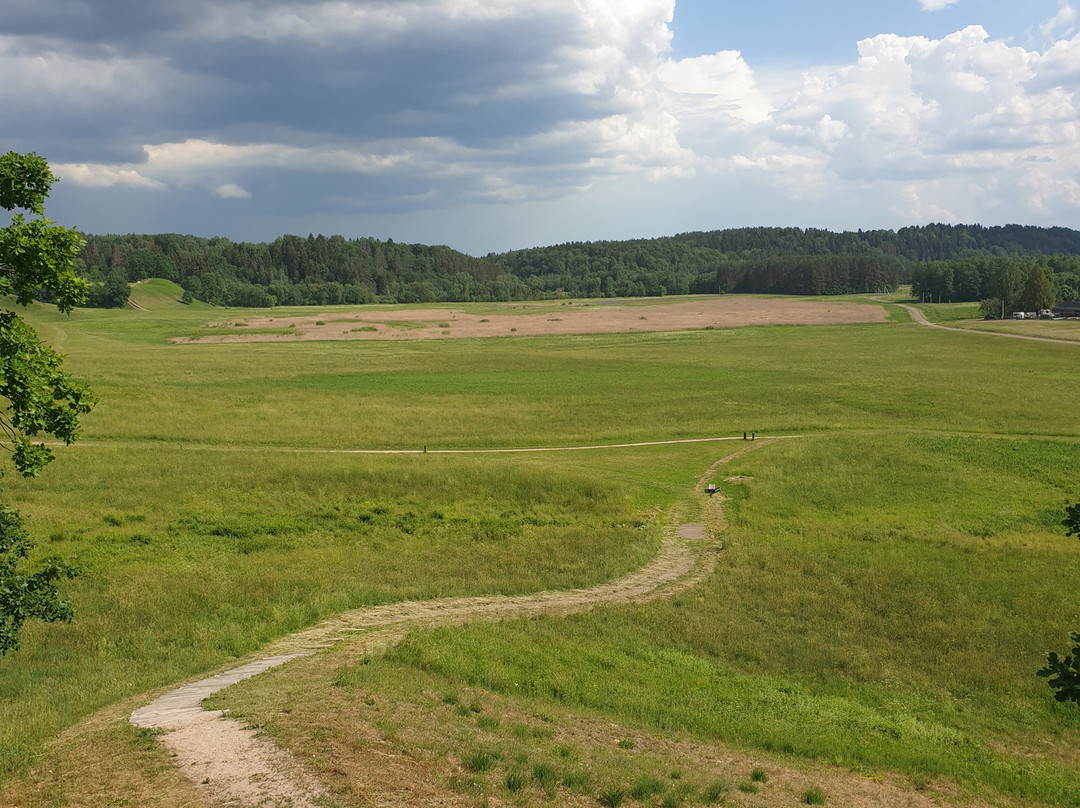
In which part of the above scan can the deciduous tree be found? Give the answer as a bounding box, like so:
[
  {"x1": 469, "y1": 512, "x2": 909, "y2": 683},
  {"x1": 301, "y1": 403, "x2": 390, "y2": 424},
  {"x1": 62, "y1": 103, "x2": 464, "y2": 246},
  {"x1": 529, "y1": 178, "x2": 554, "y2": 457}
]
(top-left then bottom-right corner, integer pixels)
[
  {"x1": 1039, "y1": 632, "x2": 1080, "y2": 704},
  {"x1": 1037, "y1": 502, "x2": 1080, "y2": 703},
  {"x1": 1065, "y1": 502, "x2": 1080, "y2": 537},
  {"x1": 0, "y1": 151, "x2": 95, "y2": 654}
]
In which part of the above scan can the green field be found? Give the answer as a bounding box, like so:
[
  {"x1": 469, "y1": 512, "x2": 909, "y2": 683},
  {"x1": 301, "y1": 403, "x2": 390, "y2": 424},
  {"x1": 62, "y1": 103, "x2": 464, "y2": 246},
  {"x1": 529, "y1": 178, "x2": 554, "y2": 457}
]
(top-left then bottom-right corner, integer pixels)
[{"x1": 2, "y1": 283, "x2": 1078, "y2": 807}]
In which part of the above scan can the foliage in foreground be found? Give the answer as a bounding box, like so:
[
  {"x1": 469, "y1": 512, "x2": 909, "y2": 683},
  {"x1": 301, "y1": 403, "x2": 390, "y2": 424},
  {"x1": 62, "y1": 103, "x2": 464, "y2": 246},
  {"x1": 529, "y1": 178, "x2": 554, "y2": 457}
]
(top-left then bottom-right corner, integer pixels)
[
  {"x1": 0, "y1": 151, "x2": 94, "y2": 654},
  {"x1": 1039, "y1": 632, "x2": 1080, "y2": 704},
  {"x1": 0, "y1": 505, "x2": 76, "y2": 654},
  {"x1": 1065, "y1": 502, "x2": 1080, "y2": 537},
  {"x1": 1038, "y1": 502, "x2": 1080, "y2": 704}
]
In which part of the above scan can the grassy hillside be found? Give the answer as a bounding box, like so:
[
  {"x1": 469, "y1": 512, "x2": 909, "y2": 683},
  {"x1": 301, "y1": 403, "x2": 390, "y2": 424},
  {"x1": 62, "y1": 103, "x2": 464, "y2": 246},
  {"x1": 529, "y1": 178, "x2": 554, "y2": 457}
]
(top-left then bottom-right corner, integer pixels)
[
  {"x1": 1, "y1": 294, "x2": 1077, "y2": 806},
  {"x1": 125, "y1": 278, "x2": 193, "y2": 311}
]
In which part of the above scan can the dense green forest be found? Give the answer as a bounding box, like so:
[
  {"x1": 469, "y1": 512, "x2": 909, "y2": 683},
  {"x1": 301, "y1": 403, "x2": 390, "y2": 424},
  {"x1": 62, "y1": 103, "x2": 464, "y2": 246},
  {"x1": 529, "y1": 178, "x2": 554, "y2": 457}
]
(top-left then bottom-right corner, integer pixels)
[{"x1": 70, "y1": 223, "x2": 1080, "y2": 308}]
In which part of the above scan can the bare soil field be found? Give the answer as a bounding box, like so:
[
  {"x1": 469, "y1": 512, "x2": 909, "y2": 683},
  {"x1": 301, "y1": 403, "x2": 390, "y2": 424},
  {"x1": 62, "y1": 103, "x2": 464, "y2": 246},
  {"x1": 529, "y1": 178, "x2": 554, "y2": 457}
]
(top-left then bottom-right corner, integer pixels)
[{"x1": 176, "y1": 296, "x2": 885, "y2": 344}]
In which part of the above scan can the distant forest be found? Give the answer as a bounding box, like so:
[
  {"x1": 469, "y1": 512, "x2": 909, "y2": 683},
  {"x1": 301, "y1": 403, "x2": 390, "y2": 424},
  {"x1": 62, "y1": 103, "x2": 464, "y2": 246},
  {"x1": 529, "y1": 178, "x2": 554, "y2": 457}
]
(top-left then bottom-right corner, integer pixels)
[{"x1": 70, "y1": 223, "x2": 1080, "y2": 308}]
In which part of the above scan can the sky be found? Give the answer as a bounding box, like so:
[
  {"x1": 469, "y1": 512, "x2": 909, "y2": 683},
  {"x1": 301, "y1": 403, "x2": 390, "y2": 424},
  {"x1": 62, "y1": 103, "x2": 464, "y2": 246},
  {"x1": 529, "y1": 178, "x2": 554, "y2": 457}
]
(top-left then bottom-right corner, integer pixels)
[{"x1": 3, "y1": 0, "x2": 1079, "y2": 255}]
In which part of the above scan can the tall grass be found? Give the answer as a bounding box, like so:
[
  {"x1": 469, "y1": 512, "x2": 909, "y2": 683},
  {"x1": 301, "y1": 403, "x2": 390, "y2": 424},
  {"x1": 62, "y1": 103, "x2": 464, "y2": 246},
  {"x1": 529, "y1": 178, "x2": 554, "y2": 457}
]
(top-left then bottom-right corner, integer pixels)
[
  {"x1": 0, "y1": 448, "x2": 662, "y2": 775},
  {"x1": 391, "y1": 433, "x2": 1080, "y2": 804},
  {"x1": 3, "y1": 295, "x2": 1078, "y2": 803}
]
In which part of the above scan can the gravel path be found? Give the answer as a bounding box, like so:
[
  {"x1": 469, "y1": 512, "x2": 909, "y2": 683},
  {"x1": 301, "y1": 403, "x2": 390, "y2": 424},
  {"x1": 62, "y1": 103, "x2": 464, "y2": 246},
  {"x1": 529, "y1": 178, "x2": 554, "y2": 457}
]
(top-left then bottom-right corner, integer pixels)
[{"x1": 130, "y1": 442, "x2": 770, "y2": 807}]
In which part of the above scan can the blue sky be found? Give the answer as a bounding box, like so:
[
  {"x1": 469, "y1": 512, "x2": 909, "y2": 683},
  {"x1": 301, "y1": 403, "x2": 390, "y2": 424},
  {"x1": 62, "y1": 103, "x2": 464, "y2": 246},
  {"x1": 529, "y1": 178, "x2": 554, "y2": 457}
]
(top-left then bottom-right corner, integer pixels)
[
  {"x1": 670, "y1": 1, "x2": 1066, "y2": 64},
  {"x1": 2, "y1": 0, "x2": 1078, "y2": 255}
]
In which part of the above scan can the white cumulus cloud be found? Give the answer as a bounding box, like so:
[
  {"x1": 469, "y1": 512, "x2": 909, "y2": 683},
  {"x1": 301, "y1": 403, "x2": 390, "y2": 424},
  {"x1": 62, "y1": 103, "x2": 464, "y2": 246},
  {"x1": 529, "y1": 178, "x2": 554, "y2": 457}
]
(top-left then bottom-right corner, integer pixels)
[
  {"x1": 1041, "y1": 3, "x2": 1079, "y2": 40},
  {"x1": 5, "y1": 0, "x2": 1080, "y2": 237},
  {"x1": 213, "y1": 183, "x2": 252, "y2": 199},
  {"x1": 658, "y1": 51, "x2": 772, "y2": 124},
  {"x1": 690, "y1": 22, "x2": 1080, "y2": 221},
  {"x1": 51, "y1": 162, "x2": 165, "y2": 189}
]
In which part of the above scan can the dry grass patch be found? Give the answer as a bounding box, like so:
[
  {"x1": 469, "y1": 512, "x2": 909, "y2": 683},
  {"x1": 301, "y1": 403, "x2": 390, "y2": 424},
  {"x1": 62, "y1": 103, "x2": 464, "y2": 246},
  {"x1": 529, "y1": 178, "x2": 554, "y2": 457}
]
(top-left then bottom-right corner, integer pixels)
[
  {"x1": 954, "y1": 318, "x2": 1080, "y2": 342},
  {"x1": 206, "y1": 646, "x2": 991, "y2": 808},
  {"x1": 174, "y1": 296, "x2": 886, "y2": 343},
  {"x1": 0, "y1": 697, "x2": 201, "y2": 808}
]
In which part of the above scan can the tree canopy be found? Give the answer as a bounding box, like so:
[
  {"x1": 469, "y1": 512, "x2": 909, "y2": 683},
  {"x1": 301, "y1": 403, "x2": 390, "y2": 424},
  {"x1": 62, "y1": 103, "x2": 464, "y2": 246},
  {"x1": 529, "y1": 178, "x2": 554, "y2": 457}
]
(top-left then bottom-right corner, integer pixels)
[
  {"x1": 1036, "y1": 504, "x2": 1080, "y2": 704},
  {"x1": 0, "y1": 151, "x2": 95, "y2": 654},
  {"x1": 72, "y1": 223, "x2": 1080, "y2": 308}
]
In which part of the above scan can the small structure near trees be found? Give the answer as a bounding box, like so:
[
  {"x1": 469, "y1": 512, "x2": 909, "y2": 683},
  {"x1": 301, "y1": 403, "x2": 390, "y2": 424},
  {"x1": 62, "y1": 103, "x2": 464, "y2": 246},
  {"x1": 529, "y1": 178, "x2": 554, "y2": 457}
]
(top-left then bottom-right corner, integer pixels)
[{"x1": 1052, "y1": 301, "x2": 1080, "y2": 319}]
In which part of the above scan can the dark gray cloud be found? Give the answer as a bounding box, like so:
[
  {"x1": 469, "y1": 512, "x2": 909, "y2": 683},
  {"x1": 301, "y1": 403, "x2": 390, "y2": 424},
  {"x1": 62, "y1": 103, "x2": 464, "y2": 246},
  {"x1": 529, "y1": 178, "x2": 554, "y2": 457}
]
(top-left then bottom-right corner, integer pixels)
[
  {"x1": 1, "y1": 0, "x2": 655, "y2": 178},
  {"x1": 5, "y1": 1, "x2": 1078, "y2": 250}
]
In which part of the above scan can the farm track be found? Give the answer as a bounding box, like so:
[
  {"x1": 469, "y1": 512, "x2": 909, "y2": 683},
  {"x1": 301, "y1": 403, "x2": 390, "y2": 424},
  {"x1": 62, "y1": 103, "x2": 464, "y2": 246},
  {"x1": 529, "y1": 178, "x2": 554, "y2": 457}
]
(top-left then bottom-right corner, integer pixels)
[
  {"x1": 52, "y1": 427, "x2": 1080, "y2": 460},
  {"x1": 129, "y1": 441, "x2": 771, "y2": 808},
  {"x1": 61, "y1": 433, "x2": 799, "y2": 455},
  {"x1": 892, "y1": 301, "x2": 1080, "y2": 345}
]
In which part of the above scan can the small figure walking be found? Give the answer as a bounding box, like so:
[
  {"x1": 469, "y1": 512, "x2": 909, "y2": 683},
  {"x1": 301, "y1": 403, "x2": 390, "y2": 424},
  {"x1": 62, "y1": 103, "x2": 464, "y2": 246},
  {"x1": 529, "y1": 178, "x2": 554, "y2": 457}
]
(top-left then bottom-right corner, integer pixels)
[{"x1": 743, "y1": 431, "x2": 747, "y2": 440}]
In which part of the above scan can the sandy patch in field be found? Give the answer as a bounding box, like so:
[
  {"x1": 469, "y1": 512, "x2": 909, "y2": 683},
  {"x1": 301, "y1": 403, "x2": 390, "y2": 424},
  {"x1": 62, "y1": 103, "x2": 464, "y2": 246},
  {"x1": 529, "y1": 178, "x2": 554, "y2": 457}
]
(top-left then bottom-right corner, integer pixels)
[{"x1": 173, "y1": 296, "x2": 885, "y2": 344}]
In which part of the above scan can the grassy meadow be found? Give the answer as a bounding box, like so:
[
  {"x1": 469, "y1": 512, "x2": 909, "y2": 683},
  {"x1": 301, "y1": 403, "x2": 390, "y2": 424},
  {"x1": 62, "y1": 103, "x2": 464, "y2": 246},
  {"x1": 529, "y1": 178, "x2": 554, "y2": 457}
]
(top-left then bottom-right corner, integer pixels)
[
  {"x1": 2, "y1": 283, "x2": 1079, "y2": 806},
  {"x1": 384, "y1": 433, "x2": 1080, "y2": 804}
]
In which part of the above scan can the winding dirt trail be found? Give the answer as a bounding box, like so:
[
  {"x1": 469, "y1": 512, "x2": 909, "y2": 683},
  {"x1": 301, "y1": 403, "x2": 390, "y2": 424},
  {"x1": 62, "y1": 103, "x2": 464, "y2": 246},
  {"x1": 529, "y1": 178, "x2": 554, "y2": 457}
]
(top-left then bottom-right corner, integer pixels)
[{"x1": 130, "y1": 442, "x2": 771, "y2": 808}]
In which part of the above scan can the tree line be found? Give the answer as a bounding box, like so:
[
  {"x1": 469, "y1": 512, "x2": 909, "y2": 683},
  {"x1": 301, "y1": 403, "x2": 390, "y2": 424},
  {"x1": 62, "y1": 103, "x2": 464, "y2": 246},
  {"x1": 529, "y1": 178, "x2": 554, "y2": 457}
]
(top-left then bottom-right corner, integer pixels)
[
  {"x1": 70, "y1": 224, "x2": 1080, "y2": 308},
  {"x1": 909, "y1": 254, "x2": 1079, "y2": 314}
]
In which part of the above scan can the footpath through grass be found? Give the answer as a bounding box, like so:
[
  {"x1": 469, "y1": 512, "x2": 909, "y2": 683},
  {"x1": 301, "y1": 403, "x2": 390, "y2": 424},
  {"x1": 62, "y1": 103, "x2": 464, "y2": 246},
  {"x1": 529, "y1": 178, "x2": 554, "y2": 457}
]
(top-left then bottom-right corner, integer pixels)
[
  {"x1": 387, "y1": 432, "x2": 1080, "y2": 805},
  {"x1": 2, "y1": 445, "x2": 709, "y2": 777},
  {"x1": 2, "y1": 292, "x2": 1078, "y2": 805}
]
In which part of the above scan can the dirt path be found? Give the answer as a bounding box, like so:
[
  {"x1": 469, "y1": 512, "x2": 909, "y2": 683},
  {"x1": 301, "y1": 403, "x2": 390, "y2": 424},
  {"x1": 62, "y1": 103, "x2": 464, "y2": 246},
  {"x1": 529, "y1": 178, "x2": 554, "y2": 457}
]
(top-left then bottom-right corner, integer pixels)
[
  {"x1": 130, "y1": 442, "x2": 770, "y2": 808},
  {"x1": 892, "y1": 301, "x2": 1080, "y2": 345},
  {"x1": 55, "y1": 432, "x2": 801, "y2": 457}
]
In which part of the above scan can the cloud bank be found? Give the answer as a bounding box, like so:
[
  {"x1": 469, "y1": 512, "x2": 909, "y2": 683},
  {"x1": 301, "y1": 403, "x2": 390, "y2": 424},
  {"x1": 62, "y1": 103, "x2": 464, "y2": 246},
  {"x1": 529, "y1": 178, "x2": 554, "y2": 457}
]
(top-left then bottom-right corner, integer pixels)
[{"x1": 2, "y1": 0, "x2": 1078, "y2": 247}]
